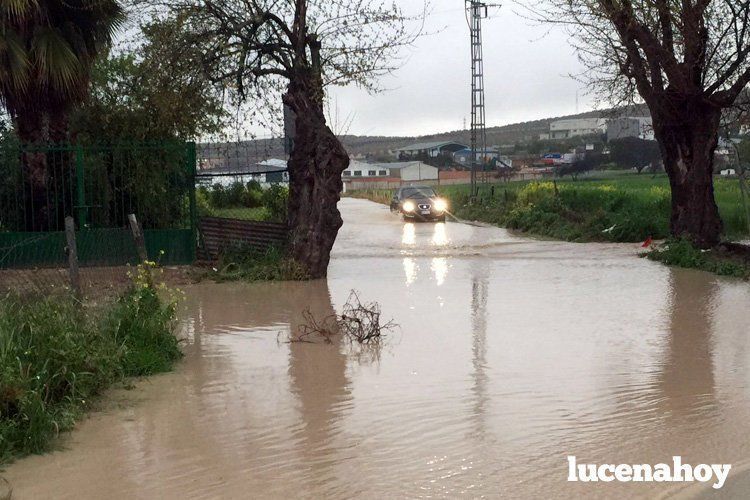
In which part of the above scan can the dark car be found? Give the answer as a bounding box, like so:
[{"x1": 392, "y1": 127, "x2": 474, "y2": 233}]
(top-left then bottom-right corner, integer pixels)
[{"x1": 389, "y1": 186, "x2": 448, "y2": 222}]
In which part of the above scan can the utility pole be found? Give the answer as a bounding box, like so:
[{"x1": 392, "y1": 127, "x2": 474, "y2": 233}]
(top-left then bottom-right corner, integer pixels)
[{"x1": 466, "y1": 0, "x2": 492, "y2": 199}]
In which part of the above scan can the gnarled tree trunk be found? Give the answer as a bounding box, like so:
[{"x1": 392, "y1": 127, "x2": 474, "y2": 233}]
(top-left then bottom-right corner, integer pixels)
[
  {"x1": 653, "y1": 100, "x2": 723, "y2": 248},
  {"x1": 283, "y1": 72, "x2": 349, "y2": 278},
  {"x1": 15, "y1": 111, "x2": 51, "y2": 231}
]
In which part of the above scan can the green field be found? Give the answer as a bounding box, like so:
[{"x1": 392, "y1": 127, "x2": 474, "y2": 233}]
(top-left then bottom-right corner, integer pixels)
[{"x1": 348, "y1": 172, "x2": 750, "y2": 243}]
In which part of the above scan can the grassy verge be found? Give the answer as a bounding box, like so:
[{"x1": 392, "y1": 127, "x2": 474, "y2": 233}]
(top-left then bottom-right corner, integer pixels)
[
  {"x1": 0, "y1": 267, "x2": 182, "y2": 463},
  {"x1": 645, "y1": 239, "x2": 750, "y2": 278},
  {"x1": 196, "y1": 245, "x2": 310, "y2": 282}
]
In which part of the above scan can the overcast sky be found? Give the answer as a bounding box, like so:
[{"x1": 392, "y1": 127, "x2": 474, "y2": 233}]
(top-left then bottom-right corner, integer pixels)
[{"x1": 324, "y1": 0, "x2": 593, "y2": 138}]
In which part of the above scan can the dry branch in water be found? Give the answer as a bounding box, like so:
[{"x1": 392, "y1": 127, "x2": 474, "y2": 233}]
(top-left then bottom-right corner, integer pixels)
[
  {"x1": 339, "y1": 290, "x2": 396, "y2": 344},
  {"x1": 290, "y1": 309, "x2": 339, "y2": 344},
  {"x1": 288, "y1": 290, "x2": 396, "y2": 345}
]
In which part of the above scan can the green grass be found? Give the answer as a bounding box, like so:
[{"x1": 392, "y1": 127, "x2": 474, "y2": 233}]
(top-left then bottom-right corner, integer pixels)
[
  {"x1": 197, "y1": 183, "x2": 288, "y2": 222},
  {"x1": 198, "y1": 245, "x2": 310, "y2": 282},
  {"x1": 205, "y1": 206, "x2": 272, "y2": 221},
  {"x1": 646, "y1": 239, "x2": 750, "y2": 278},
  {"x1": 347, "y1": 172, "x2": 750, "y2": 243},
  {"x1": 0, "y1": 279, "x2": 182, "y2": 463}
]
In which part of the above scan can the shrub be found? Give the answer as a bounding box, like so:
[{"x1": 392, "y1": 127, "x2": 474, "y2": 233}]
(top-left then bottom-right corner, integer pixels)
[
  {"x1": 262, "y1": 184, "x2": 289, "y2": 222},
  {"x1": 646, "y1": 239, "x2": 749, "y2": 278},
  {"x1": 212, "y1": 244, "x2": 308, "y2": 282},
  {"x1": 195, "y1": 188, "x2": 211, "y2": 216},
  {"x1": 201, "y1": 182, "x2": 288, "y2": 221}
]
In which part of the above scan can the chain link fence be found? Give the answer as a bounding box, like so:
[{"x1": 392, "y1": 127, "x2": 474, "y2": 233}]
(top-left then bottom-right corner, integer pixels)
[{"x1": 0, "y1": 141, "x2": 197, "y2": 296}]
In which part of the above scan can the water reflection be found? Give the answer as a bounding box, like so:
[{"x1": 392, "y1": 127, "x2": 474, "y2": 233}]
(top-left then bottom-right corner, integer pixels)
[
  {"x1": 470, "y1": 258, "x2": 490, "y2": 440},
  {"x1": 287, "y1": 280, "x2": 352, "y2": 487},
  {"x1": 403, "y1": 257, "x2": 417, "y2": 285},
  {"x1": 402, "y1": 256, "x2": 450, "y2": 286},
  {"x1": 432, "y1": 222, "x2": 448, "y2": 246},
  {"x1": 401, "y1": 222, "x2": 416, "y2": 246},
  {"x1": 657, "y1": 270, "x2": 718, "y2": 419},
  {"x1": 431, "y1": 257, "x2": 448, "y2": 286}
]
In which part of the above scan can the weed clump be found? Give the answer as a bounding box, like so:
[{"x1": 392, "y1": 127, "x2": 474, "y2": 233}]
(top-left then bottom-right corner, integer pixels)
[
  {"x1": 645, "y1": 239, "x2": 750, "y2": 278},
  {"x1": 0, "y1": 265, "x2": 182, "y2": 463},
  {"x1": 208, "y1": 245, "x2": 310, "y2": 282}
]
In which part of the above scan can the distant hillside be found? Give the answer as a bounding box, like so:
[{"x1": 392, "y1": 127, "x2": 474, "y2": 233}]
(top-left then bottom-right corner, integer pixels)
[
  {"x1": 200, "y1": 105, "x2": 650, "y2": 162},
  {"x1": 339, "y1": 105, "x2": 649, "y2": 155}
]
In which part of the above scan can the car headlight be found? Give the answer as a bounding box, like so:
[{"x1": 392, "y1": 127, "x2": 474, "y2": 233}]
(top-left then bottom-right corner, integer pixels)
[
  {"x1": 402, "y1": 200, "x2": 415, "y2": 212},
  {"x1": 433, "y1": 198, "x2": 448, "y2": 211}
]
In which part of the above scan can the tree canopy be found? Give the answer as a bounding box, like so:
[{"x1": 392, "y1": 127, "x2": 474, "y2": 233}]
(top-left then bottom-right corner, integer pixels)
[
  {"x1": 72, "y1": 18, "x2": 227, "y2": 143},
  {"x1": 609, "y1": 137, "x2": 661, "y2": 173},
  {"x1": 0, "y1": 0, "x2": 124, "y2": 142},
  {"x1": 131, "y1": 0, "x2": 424, "y2": 128},
  {"x1": 533, "y1": 0, "x2": 750, "y2": 111}
]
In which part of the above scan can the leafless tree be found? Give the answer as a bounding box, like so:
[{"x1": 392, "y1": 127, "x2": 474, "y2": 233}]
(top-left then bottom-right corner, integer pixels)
[
  {"x1": 529, "y1": 0, "x2": 750, "y2": 247},
  {"x1": 135, "y1": 0, "x2": 425, "y2": 276}
]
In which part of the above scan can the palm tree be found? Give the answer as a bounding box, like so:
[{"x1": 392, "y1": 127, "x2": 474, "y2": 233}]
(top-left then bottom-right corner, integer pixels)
[{"x1": 0, "y1": 0, "x2": 124, "y2": 229}]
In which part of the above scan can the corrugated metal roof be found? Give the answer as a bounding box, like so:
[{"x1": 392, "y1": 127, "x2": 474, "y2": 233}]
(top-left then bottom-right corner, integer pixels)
[
  {"x1": 347, "y1": 161, "x2": 434, "y2": 171},
  {"x1": 397, "y1": 141, "x2": 466, "y2": 152},
  {"x1": 371, "y1": 161, "x2": 427, "y2": 170}
]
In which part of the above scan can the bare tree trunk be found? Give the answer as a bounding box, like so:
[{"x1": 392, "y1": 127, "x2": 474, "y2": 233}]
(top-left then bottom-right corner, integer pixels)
[
  {"x1": 654, "y1": 104, "x2": 723, "y2": 248},
  {"x1": 12, "y1": 108, "x2": 73, "y2": 231},
  {"x1": 283, "y1": 79, "x2": 349, "y2": 278}
]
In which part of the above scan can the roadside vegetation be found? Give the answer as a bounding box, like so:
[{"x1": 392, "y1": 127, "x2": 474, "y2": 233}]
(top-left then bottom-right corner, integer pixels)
[
  {"x1": 645, "y1": 239, "x2": 750, "y2": 279},
  {"x1": 197, "y1": 182, "x2": 288, "y2": 222},
  {"x1": 200, "y1": 245, "x2": 310, "y2": 282},
  {"x1": 0, "y1": 267, "x2": 182, "y2": 463}
]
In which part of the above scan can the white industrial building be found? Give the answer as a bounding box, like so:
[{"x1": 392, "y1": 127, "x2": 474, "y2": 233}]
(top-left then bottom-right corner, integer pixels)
[
  {"x1": 549, "y1": 118, "x2": 607, "y2": 139},
  {"x1": 342, "y1": 160, "x2": 437, "y2": 181},
  {"x1": 384, "y1": 161, "x2": 438, "y2": 181},
  {"x1": 343, "y1": 160, "x2": 391, "y2": 178}
]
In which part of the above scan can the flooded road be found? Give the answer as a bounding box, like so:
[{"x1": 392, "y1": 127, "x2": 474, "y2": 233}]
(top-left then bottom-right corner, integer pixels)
[{"x1": 6, "y1": 198, "x2": 750, "y2": 499}]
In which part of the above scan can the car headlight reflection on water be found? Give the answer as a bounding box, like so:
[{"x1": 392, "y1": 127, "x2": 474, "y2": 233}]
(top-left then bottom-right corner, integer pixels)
[
  {"x1": 403, "y1": 200, "x2": 416, "y2": 212},
  {"x1": 433, "y1": 198, "x2": 448, "y2": 212}
]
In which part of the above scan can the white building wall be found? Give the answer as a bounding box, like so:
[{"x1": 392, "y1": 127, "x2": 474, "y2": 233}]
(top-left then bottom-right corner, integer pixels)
[
  {"x1": 550, "y1": 118, "x2": 607, "y2": 139},
  {"x1": 343, "y1": 160, "x2": 390, "y2": 178},
  {"x1": 398, "y1": 163, "x2": 439, "y2": 181}
]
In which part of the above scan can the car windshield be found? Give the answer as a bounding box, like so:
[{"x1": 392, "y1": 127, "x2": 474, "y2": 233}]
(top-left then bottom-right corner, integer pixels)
[{"x1": 401, "y1": 187, "x2": 436, "y2": 199}]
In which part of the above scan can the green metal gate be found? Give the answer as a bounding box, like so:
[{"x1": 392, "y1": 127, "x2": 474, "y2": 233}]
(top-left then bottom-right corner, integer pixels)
[{"x1": 0, "y1": 142, "x2": 197, "y2": 269}]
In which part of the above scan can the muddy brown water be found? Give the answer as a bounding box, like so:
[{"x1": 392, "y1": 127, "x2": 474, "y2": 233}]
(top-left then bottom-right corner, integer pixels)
[{"x1": 5, "y1": 198, "x2": 750, "y2": 499}]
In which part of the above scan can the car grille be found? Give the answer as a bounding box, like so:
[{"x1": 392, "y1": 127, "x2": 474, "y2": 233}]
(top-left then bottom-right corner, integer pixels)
[{"x1": 418, "y1": 203, "x2": 431, "y2": 210}]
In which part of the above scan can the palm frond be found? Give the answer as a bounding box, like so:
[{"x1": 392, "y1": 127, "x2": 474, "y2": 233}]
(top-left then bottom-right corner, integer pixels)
[
  {"x1": 31, "y1": 27, "x2": 82, "y2": 96},
  {"x1": 0, "y1": 0, "x2": 39, "y2": 21},
  {"x1": 0, "y1": 29, "x2": 30, "y2": 93}
]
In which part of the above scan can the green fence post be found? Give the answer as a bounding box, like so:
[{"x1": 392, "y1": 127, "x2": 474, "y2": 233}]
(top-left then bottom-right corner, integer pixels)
[
  {"x1": 75, "y1": 145, "x2": 86, "y2": 228},
  {"x1": 187, "y1": 141, "x2": 197, "y2": 262}
]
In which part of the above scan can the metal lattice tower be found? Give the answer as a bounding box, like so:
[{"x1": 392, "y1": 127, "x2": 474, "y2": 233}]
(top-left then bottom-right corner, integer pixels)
[{"x1": 467, "y1": 0, "x2": 489, "y2": 198}]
